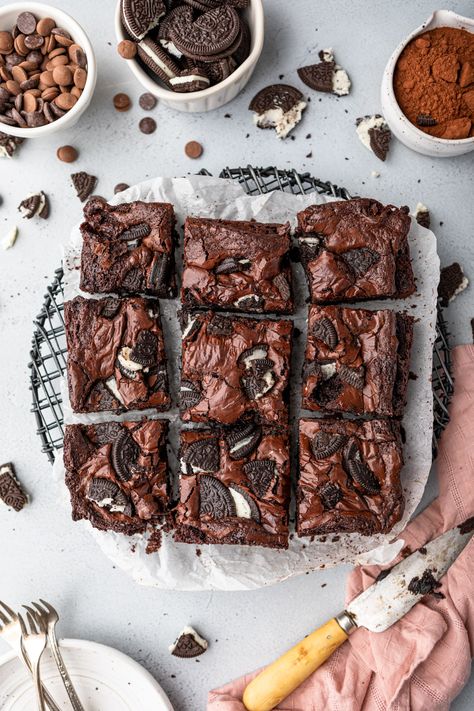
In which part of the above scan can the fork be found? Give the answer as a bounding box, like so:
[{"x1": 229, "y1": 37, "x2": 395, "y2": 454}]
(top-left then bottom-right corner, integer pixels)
[
  {"x1": 18, "y1": 610, "x2": 47, "y2": 711},
  {"x1": 27, "y1": 600, "x2": 85, "y2": 711},
  {"x1": 0, "y1": 600, "x2": 61, "y2": 711}
]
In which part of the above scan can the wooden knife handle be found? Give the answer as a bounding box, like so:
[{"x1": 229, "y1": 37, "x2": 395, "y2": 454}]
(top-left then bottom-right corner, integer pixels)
[{"x1": 242, "y1": 617, "x2": 348, "y2": 711}]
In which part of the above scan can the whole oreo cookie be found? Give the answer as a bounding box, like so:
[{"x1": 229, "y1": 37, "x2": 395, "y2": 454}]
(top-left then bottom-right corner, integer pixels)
[
  {"x1": 170, "y1": 67, "x2": 211, "y2": 92},
  {"x1": 170, "y1": 5, "x2": 240, "y2": 59},
  {"x1": 121, "y1": 0, "x2": 166, "y2": 41},
  {"x1": 138, "y1": 37, "x2": 180, "y2": 84}
]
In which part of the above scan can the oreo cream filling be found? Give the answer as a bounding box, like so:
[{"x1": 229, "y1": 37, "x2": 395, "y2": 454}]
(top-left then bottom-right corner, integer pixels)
[
  {"x1": 229, "y1": 487, "x2": 252, "y2": 519},
  {"x1": 254, "y1": 101, "x2": 307, "y2": 139},
  {"x1": 170, "y1": 75, "x2": 210, "y2": 87},
  {"x1": 138, "y1": 40, "x2": 178, "y2": 79},
  {"x1": 321, "y1": 48, "x2": 351, "y2": 96}
]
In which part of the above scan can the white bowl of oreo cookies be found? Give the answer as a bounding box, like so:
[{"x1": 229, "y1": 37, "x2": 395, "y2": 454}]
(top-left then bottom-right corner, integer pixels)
[{"x1": 115, "y1": 0, "x2": 264, "y2": 113}]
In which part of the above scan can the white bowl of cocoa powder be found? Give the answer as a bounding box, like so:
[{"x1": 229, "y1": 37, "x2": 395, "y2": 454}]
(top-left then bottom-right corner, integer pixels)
[
  {"x1": 381, "y1": 9, "x2": 474, "y2": 157},
  {"x1": 0, "y1": 2, "x2": 97, "y2": 137}
]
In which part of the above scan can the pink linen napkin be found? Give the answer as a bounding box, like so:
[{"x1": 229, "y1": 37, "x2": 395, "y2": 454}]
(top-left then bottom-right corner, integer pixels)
[{"x1": 208, "y1": 344, "x2": 474, "y2": 711}]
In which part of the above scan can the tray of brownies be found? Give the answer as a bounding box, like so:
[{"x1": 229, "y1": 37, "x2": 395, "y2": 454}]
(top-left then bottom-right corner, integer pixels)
[{"x1": 52, "y1": 173, "x2": 439, "y2": 590}]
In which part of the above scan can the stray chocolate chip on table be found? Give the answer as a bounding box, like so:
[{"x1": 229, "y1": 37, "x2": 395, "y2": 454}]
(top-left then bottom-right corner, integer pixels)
[
  {"x1": 139, "y1": 92, "x2": 157, "y2": 111},
  {"x1": 139, "y1": 117, "x2": 156, "y2": 134},
  {"x1": 57, "y1": 145, "x2": 78, "y2": 163},
  {"x1": 113, "y1": 93, "x2": 131, "y2": 111},
  {"x1": 117, "y1": 39, "x2": 137, "y2": 59},
  {"x1": 185, "y1": 140, "x2": 203, "y2": 158}
]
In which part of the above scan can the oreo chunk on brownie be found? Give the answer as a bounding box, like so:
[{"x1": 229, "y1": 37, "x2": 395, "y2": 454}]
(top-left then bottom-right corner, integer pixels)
[
  {"x1": 302, "y1": 305, "x2": 413, "y2": 417},
  {"x1": 180, "y1": 311, "x2": 292, "y2": 426},
  {"x1": 297, "y1": 418, "x2": 404, "y2": 536},
  {"x1": 64, "y1": 419, "x2": 169, "y2": 535},
  {"x1": 297, "y1": 198, "x2": 415, "y2": 303},
  {"x1": 65, "y1": 296, "x2": 170, "y2": 414},
  {"x1": 175, "y1": 425, "x2": 291, "y2": 549},
  {"x1": 181, "y1": 217, "x2": 293, "y2": 313},
  {"x1": 80, "y1": 197, "x2": 176, "y2": 297}
]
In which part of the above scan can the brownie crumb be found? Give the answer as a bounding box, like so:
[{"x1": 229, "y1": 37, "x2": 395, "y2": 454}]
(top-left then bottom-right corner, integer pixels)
[
  {"x1": 146, "y1": 529, "x2": 162, "y2": 554},
  {"x1": 438, "y1": 262, "x2": 469, "y2": 306},
  {"x1": 408, "y1": 569, "x2": 442, "y2": 597},
  {"x1": 419, "y1": 546, "x2": 427, "y2": 555}
]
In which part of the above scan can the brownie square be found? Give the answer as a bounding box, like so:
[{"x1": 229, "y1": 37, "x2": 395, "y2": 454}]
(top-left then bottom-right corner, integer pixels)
[
  {"x1": 181, "y1": 217, "x2": 293, "y2": 313},
  {"x1": 302, "y1": 305, "x2": 414, "y2": 417},
  {"x1": 80, "y1": 197, "x2": 176, "y2": 297},
  {"x1": 297, "y1": 418, "x2": 404, "y2": 536},
  {"x1": 64, "y1": 419, "x2": 169, "y2": 535},
  {"x1": 297, "y1": 198, "x2": 415, "y2": 303},
  {"x1": 175, "y1": 424, "x2": 291, "y2": 548},
  {"x1": 180, "y1": 310, "x2": 292, "y2": 426},
  {"x1": 65, "y1": 296, "x2": 170, "y2": 414}
]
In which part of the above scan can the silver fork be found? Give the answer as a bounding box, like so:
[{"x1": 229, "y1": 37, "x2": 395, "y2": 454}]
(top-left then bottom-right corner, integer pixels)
[
  {"x1": 18, "y1": 610, "x2": 47, "y2": 711},
  {"x1": 28, "y1": 600, "x2": 85, "y2": 711},
  {"x1": 0, "y1": 601, "x2": 61, "y2": 711}
]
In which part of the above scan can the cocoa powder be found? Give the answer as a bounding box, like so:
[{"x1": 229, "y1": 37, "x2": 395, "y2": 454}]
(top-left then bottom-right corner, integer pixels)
[{"x1": 394, "y1": 27, "x2": 474, "y2": 139}]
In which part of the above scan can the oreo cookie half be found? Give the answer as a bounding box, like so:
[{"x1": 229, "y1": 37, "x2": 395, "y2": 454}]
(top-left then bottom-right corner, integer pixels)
[
  {"x1": 298, "y1": 49, "x2": 351, "y2": 96},
  {"x1": 121, "y1": 0, "x2": 166, "y2": 41},
  {"x1": 169, "y1": 626, "x2": 208, "y2": 658},
  {"x1": 137, "y1": 37, "x2": 180, "y2": 85},
  {"x1": 249, "y1": 84, "x2": 307, "y2": 139},
  {"x1": 356, "y1": 115, "x2": 392, "y2": 162}
]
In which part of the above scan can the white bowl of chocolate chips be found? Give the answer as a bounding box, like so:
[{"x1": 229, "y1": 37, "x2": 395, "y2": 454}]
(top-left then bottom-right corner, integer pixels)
[
  {"x1": 115, "y1": 0, "x2": 264, "y2": 113},
  {"x1": 0, "y1": 2, "x2": 96, "y2": 137}
]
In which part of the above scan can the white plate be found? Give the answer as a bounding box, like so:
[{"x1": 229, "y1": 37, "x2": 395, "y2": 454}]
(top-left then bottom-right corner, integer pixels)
[{"x1": 0, "y1": 638, "x2": 174, "y2": 710}]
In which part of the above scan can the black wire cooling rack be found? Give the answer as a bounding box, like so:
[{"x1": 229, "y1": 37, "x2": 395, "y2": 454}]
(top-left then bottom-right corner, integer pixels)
[{"x1": 29, "y1": 166, "x2": 454, "y2": 463}]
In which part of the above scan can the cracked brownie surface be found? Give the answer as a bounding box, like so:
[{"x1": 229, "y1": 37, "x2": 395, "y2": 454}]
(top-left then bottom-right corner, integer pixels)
[
  {"x1": 181, "y1": 217, "x2": 293, "y2": 313},
  {"x1": 64, "y1": 419, "x2": 169, "y2": 535},
  {"x1": 65, "y1": 296, "x2": 170, "y2": 413},
  {"x1": 80, "y1": 197, "x2": 176, "y2": 297},
  {"x1": 180, "y1": 310, "x2": 292, "y2": 426},
  {"x1": 297, "y1": 418, "x2": 404, "y2": 536},
  {"x1": 297, "y1": 198, "x2": 415, "y2": 303},
  {"x1": 175, "y1": 425, "x2": 291, "y2": 548},
  {"x1": 302, "y1": 305, "x2": 414, "y2": 417}
]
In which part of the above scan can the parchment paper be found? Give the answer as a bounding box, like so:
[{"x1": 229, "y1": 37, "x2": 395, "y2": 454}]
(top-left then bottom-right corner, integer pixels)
[{"x1": 53, "y1": 175, "x2": 440, "y2": 591}]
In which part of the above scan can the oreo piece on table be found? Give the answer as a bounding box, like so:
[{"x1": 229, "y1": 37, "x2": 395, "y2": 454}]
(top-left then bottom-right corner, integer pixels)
[
  {"x1": 298, "y1": 49, "x2": 351, "y2": 96},
  {"x1": 71, "y1": 172, "x2": 98, "y2": 202},
  {"x1": 169, "y1": 626, "x2": 208, "y2": 658},
  {"x1": 355, "y1": 114, "x2": 392, "y2": 161},
  {"x1": 18, "y1": 191, "x2": 49, "y2": 219},
  {"x1": 137, "y1": 37, "x2": 180, "y2": 84},
  {"x1": 249, "y1": 84, "x2": 307, "y2": 139},
  {"x1": 438, "y1": 262, "x2": 469, "y2": 307},
  {"x1": 169, "y1": 67, "x2": 210, "y2": 92},
  {"x1": 0, "y1": 132, "x2": 24, "y2": 158},
  {"x1": 414, "y1": 202, "x2": 430, "y2": 229},
  {"x1": 121, "y1": 0, "x2": 166, "y2": 41},
  {"x1": 0, "y1": 462, "x2": 29, "y2": 512}
]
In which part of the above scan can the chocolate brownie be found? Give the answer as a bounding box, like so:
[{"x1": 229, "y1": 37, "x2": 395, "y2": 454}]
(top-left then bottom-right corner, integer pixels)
[
  {"x1": 64, "y1": 419, "x2": 169, "y2": 535},
  {"x1": 181, "y1": 217, "x2": 293, "y2": 313},
  {"x1": 297, "y1": 418, "x2": 404, "y2": 536},
  {"x1": 180, "y1": 310, "x2": 292, "y2": 426},
  {"x1": 80, "y1": 197, "x2": 176, "y2": 297},
  {"x1": 175, "y1": 424, "x2": 291, "y2": 549},
  {"x1": 297, "y1": 198, "x2": 415, "y2": 303},
  {"x1": 302, "y1": 305, "x2": 414, "y2": 417},
  {"x1": 65, "y1": 296, "x2": 170, "y2": 414}
]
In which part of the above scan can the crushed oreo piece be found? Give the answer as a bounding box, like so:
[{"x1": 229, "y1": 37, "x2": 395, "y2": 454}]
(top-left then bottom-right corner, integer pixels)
[
  {"x1": 311, "y1": 431, "x2": 346, "y2": 459},
  {"x1": 71, "y1": 172, "x2": 97, "y2": 202},
  {"x1": 342, "y1": 247, "x2": 380, "y2": 277},
  {"x1": 87, "y1": 477, "x2": 133, "y2": 516},
  {"x1": 111, "y1": 429, "x2": 139, "y2": 482},
  {"x1": 0, "y1": 462, "x2": 28, "y2": 511},
  {"x1": 119, "y1": 223, "x2": 151, "y2": 242},
  {"x1": 319, "y1": 481, "x2": 343, "y2": 510},
  {"x1": 169, "y1": 626, "x2": 208, "y2": 658},
  {"x1": 356, "y1": 115, "x2": 391, "y2": 161},
  {"x1": 312, "y1": 317, "x2": 338, "y2": 349},
  {"x1": 438, "y1": 262, "x2": 469, "y2": 306},
  {"x1": 100, "y1": 298, "x2": 121, "y2": 319},
  {"x1": 313, "y1": 374, "x2": 343, "y2": 407},
  {"x1": 214, "y1": 256, "x2": 251, "y2": 275},
  {"x1": 130, "y1": 330, "x2": 158, "y2": 367},
  {"x1": 225, "y1": 422, "x2": 262, "y2": 459},
  {"x1": 208, "y1": 313, "x2": 233, "y2": 336},
  {"x1": 408, "y1": 569, "x2": 443, "y2": 598},
  {"x1": 272, "y1": 273, "x2": 291, "y2": 301},
  {"x1": 199, "y1": 475, "x2": 235, "y2": 519},
  {"x1": 298, "y1": 49, "x2": 351, "y2": 96},
  {"x1": 243, "y1": 459, "x2": 276, "y2": 498},
  {"x1": 122, "y1": 267, "x2": 145, "y2": 292},
  {"x1": 416, "y1": 114, "x2": 437, "y2": 127},
  {"x1": 93, "y1": 421, "x2": 123, "y2": 446},
  {"x1": 180, "y1": 380, "x2": 202, "y2": 409},
  {"x1": 347, "y1": 458, "x2": 380, "y2": 494},
  {"x1": 414, "y1": 203, "x2": 430, "y2": 229},
  {"x1": 18, "y1": 191, "x2": 49, "y2": 219},
  {"x1": 0, "y1": 131, "x2": 24, "y2": 158},
  {"x1": 182, "y1": 437, "x2": 220, "y2": 473},
  {"x1": 149, "y1": 252, "x2": 170, "y2": 291},
  {"x1": 339, "y1": 364, "x2": 365, "y2": 390}
]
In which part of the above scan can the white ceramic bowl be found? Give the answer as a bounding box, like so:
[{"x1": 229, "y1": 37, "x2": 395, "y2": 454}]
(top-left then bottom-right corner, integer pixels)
[
  {"x1": 114, "y1": 0, "x2": 264, "y2": 113},
  {"x1": 0, "y1": 2, "x2": 97, "y2": 137},
  {"x1": 381, "y1": 9, "x2": 474, "y2": 157}
]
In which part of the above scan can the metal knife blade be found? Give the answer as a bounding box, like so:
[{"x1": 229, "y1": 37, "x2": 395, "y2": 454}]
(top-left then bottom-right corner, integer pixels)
[{"x1": 346, "y1": 519, "x2": 474, "y2": 633}]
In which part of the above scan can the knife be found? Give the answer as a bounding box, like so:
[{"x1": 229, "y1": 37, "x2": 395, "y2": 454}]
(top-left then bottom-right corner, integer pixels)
[{"x1": 243, "y1": 518, "x2": 474, "y2": 711}]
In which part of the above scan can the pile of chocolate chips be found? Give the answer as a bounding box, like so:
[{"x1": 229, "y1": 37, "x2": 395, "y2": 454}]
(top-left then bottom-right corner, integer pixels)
[{"x1": 119, "y1": 0, "x2": 251, "y2": 93}]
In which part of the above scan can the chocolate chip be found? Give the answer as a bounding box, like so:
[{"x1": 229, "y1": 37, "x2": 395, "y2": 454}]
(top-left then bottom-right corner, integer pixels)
[
  {"x1": 338, "y1": 364, "x2": 365, "y2": 390},
  {"x1": 0, "y1": 462, "x2": 28, "y2": 512},
  {"x1": 415, "y1": 207, "x2": 430, "y2": 229},
  {"x1": 139, "y1": 92, "x2": 157, "y2": 110},
  {"x1": 312, "y1": 317, "x2": 338, "y2": 349},
  {"x1": 130, "y1": 330, "x2": 158, "y2": 367},
  {"x1": 225, "y1": 422, "x2": 262, "y2": 460},
  {"x1": 199, "y1": 475, "x2": 235, "y2": 519},
  {"x1": 117, "y1": 39, "x2": 137, "y2": 59},
  {"x1": 111, "y1": 429, "x2": 139, "y2": 482},
  {"x1": 182, "y1": 438, "x2": 220, "y2": 473},
  {"x1": 139, "y1": 117, "x2": 157, "y2": 134},
  {"x1": 242, "y1": 460, "x2": 275, "y2": 498},
  {"x1": 311, "y1": 431, "x2": 346, "y2": 459},
  {"x1": 71, "y1": 171, "x2": 97, "y2": 202},
  {"x1": 17, "y1": 12, "x2": 37, "y2": 35},
  {"x1": 185, "y1": 140, "x2": 203, "y2": 158},
  {"x1": 214, "y1": 256, "x2": 251, "y2": 275},
  {"x1": 342, "y1": 247, "x2": 380, "y2": 277},
  {"x1": 113, "y1": 92, "x2": 131, "y2": 112},
  {"x1": 319, "y1": 481, "x2": 343, "y2": 510},
  {"x1": 180, "y1": 380, "x2": 202, "y2": 409}
]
